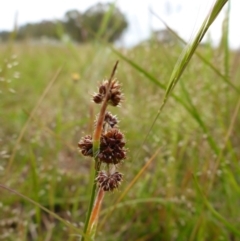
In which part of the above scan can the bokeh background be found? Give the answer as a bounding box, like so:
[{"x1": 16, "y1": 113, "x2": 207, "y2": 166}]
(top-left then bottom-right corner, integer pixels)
[{"x1": 1, "y1": 1, "x2": 240, "y2": 241}]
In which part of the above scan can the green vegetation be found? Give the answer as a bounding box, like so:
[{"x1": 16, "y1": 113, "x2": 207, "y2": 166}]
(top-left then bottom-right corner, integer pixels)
[
  {"x1": 0, "y1": 3, "x2": 128, "y2": 43},
  {"x1": 1, "y1": 1, "x2": 240, "y2": 240}
]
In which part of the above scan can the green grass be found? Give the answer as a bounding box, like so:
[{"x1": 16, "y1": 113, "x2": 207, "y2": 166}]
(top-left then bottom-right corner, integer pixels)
[{"x1": 1, "y1": 2, "x2": 240, "y2": 240}]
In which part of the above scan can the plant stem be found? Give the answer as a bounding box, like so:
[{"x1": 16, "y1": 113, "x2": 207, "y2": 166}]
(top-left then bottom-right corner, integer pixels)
[
  {"x1": 87, "y1": 188, "x2": 105, "y2": 238},
  {"x1": 82, "y1": 61, "x2": 119, "y2": 240}
]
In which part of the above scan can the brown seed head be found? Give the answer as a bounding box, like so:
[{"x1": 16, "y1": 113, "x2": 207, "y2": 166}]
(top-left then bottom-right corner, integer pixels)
[
  {"x1": 104, "y1": 112, "x2": 118, "y2": 128},
  {"x1": 108, "y1": 80, "x2": 123, "y2": 106},
  {"x1": 98, "y1": 128, "x2": 126, "y2": 164},
  {"x1": 78, "y1": 129, "x2": 126, "y2": 164},
  {"x1": 78, "y1": 135, "x2": 93, "y2": 157},
  {"x1": 94, "y1": 111, "x2": 118, "y2": 130},
  {"x1": 92, "y1": 80, "x2": 123, "y2": 106},
  {"x1": 92, "y1": 80, "x2": 107, "y2": 104},
  {"x1": 96, "y1": 171, "x2": 123, "y2": 191}
]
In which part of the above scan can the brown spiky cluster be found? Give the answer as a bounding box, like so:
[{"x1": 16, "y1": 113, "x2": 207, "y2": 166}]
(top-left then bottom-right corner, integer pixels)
[
  {"x1": 78, "y1": 129, "x2": 126, "y2": 165},
  {"x1": 78, "y1": 135, "x2": 93, "y2": 157},
  {"x1": 96, "y1": 171, "x2": 123, "y2": 191},
  {"x1": 104, "y1": 112, "x2": 118, "y2": 128},
  {"x1": 93, "y1": 80, "x2": 123, "y2": 106},
  {"x1": 99, "y1": 129, "x2": 126, "y2": 164},
  {"x1": 94, "y1": 112, "x2": 118, "y2": 129},
  {"x1": 78, "y1": 67, "x2": 126, "y2": 192}
]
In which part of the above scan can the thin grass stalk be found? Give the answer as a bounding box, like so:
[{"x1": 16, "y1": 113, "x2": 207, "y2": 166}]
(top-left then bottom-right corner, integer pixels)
[
  {"x1": 82, "y1": 61, "x2": 119, "y2": 240},
  {"x1": 150, "y1": 9, "x2": 240, "y2": 95},
  {"x1": 164, "y1": 0, "x2": 228, "y2": 99},
  {"x1": 87, "y1": 188, "x2": 105, "y2": 239},
  {"x1": 143, "y1": 0, "x2": 228, "y2": 155}
]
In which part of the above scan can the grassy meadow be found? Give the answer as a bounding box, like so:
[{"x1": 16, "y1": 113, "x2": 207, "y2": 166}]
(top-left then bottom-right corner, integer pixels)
[{"x1": 1, "y1": 3, "x2": 240, "y2": 241}]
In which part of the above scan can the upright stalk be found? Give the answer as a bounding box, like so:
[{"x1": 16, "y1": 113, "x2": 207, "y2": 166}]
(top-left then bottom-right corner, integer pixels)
[
  {"x1": 82, "y1": 61, "x2": 119, "y2": 240},
  {"x1": 87, "y1": 188, "x2": 105, "y2": 238}
]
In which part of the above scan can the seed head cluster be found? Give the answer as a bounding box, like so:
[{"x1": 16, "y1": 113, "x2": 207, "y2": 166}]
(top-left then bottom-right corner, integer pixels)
[
  {"x1": 78, "y1": 73, "x2": 126, "y2": 192},
  {"x1": 99, "y1": 129, "x2": 126, "y2": 164},
  {"x1": 104, "y1": 112, "x2": 118, "y2": 128},
  {"x1": 96, "y1": 171, "x2": 123, "y2": 192},
  {"x1": 93, "y1": 80, "x2": 123, "y2": 106},
  {"x1": 78, "y1": 129, "x2": 126, "y2": 165},
  {"x1": 78, "y1": 135, "x2": 93, "y2": 157},
  {"x1": 94, "y1": 112, "x2": 118, "y2": 130}
]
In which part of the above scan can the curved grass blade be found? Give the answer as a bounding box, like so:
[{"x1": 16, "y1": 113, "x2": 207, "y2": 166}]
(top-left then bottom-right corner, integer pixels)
[
  {"x1": 150, "y1": 6, "x2": 240, "y2": 95},
  {"x1": 164, "y1": 0, "x2": 228, "y2": 99},
  {"x1": 110, "y1": 45, "x2": 218, "y2": 153},
  {"x1": 0, "y1": 184, "x2": 83, "y2": 236}
]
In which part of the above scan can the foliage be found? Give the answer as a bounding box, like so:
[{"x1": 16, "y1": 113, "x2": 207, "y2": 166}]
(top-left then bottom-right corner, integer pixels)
[
  {"x1": 81, "y1": 3, "x2": 128, "y2": 42},
  {"x1": 17, "y1": 21, "x2": 60, "y2": 40},
  {"x1": 63, "y1": 10, "x2": 84, "y2": 42},
  {"x1": 0, "y1": 2, "x2": 128, "y2": 43},
  {"x1": 63, "y1": 3, "x2": 128, "y2": 43}
]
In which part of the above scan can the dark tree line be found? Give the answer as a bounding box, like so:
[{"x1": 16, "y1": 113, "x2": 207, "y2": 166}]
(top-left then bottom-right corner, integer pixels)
[{"x1": 0, "y1": 3, "x2": 128, "y2": 43}]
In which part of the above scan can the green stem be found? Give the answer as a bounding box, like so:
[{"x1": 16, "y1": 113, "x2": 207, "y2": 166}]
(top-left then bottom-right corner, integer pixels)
[
  {"x1": 82, "y1": 169, "x2": 98, "y2": 239},
  {"x1": 87, "y1": 188, "x2": 105, "y2": 239},
  {"x1": 82, "y1": 61, "x2": 119, "y2": 241}
]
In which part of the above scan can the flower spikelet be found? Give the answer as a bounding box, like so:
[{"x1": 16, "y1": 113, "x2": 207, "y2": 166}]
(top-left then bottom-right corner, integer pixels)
[
  {"x1": 98, "y1": 129, "x2": 126, "y2": 164},
  {"x1": 78, "y1": 135, "x2": 93, "y2": 157},
  {"x1": 93, "y1": 80, "x2": 123, "y2": 106},
  {"x1": 94, "y1": 111, "x2": 118, "y2": 130},
  {"x1": 92, "y1": 81, "x2": 108, "y2": 104},
  {"x1": 96, "y1": 171, "x2": 123, "y2": 191},
  {"x1": 104, "y1": 112, "x2": 118, "y2": 128}
]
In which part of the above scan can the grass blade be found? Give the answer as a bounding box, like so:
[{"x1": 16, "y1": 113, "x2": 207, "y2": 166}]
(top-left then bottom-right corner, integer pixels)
[
  {"x1": 150, "y1": 8, "x2": 240, "y2": 95},
  {"x1": 193, "y1": 175, "x2": 240, "y2": 237}
]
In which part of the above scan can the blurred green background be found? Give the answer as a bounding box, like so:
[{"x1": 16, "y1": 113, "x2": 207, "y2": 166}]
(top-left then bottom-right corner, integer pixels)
[{"x1": 1, "y1": 1, "x2": 240, "y2": 241}]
